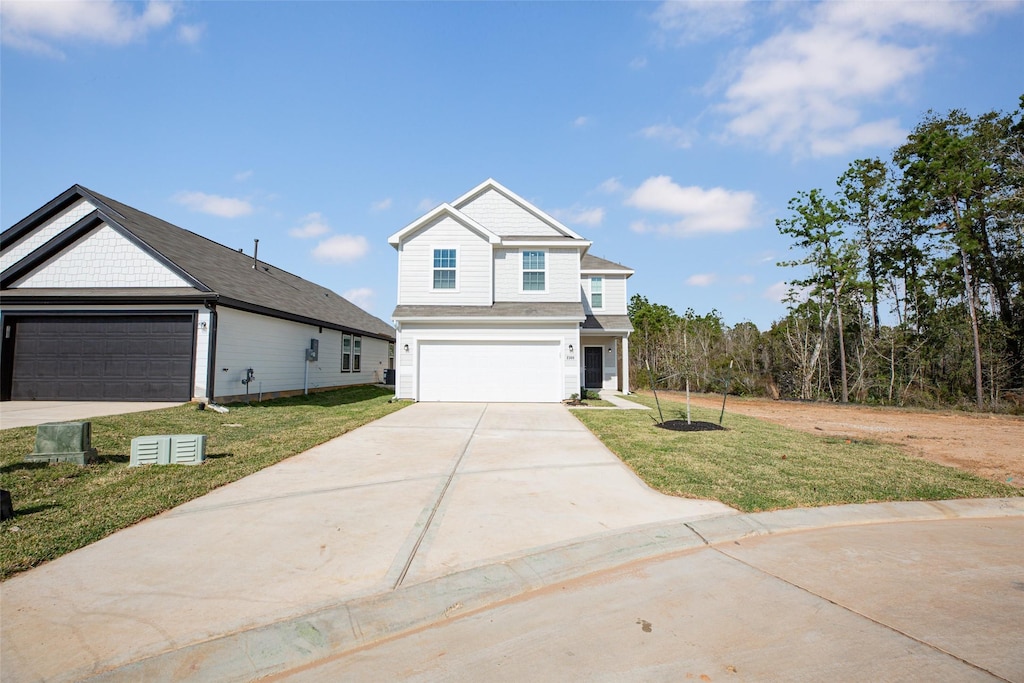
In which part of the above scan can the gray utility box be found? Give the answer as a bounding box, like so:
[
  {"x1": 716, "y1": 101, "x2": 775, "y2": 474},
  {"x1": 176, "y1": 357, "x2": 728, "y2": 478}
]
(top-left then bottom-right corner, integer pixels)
[
  {"x1": 130, "y1": 435, "x2": 207, "y2": 466},
  {"x1": 26, "y1": 422, "x2": 97, "y2": 465}
]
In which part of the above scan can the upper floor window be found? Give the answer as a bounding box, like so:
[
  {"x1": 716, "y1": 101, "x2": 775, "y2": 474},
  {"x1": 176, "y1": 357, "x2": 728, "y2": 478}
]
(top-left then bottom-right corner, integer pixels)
[
  {"x1": 522, "y1": 250, "x2": 546, "y2": 291},
  {"x1": 590, "y1": 276, "x2": 603, "y2": 309},
  {"x1": 433, "y1": 248, "x2": 457, "y2": 289}
]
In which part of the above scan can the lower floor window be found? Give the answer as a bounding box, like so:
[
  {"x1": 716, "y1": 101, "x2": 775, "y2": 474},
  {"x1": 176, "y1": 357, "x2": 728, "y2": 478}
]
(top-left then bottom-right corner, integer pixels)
[{"x1": 353, "y1": 336, "x2": 362, "y2": 372}]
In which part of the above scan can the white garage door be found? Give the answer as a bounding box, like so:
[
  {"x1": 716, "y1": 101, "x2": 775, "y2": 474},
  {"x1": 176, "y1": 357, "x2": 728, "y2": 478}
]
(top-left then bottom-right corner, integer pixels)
[{"x1": 418, "y1": 340, "x2": 562, "y2": 402}]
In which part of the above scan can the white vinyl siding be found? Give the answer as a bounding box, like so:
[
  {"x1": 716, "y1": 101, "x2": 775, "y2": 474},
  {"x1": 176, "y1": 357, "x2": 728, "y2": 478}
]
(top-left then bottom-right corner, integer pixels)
[
  {"x1": 397, "y1": 215, "x2": 491, "y2": 306},
  {"x1": 458, "y1": 188, "x2": 563, "y2": 237},
  {"x1": 494, "y1": 248, "x2": 580, "y2": 302},
  {"x1": 214, "y1": 308, "x2": 389, "y2": 400},
  {"x1": 582, "y1": 274, "x2": 628, "y2": 314}
]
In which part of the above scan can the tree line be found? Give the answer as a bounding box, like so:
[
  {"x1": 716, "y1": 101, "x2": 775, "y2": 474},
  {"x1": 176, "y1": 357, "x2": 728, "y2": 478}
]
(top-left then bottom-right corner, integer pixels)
[{"x1": 629, "y1": 97, "x2": 1024, "y2": 412}]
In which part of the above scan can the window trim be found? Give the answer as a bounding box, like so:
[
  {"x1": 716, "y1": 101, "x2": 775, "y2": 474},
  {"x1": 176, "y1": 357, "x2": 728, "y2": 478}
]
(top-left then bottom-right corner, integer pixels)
[
  {"x1": 520, "y1": 249, "x2": 547, "y2": 293},
  {"x1": 431, "y1": 246, "x2": 459, "y2": 292},
  {"x1": 341, "y1": 333, "x2": 352, "y2": 372},
  {"x1": 590, "y1": 276, "x2": 604, "y2": 311}
]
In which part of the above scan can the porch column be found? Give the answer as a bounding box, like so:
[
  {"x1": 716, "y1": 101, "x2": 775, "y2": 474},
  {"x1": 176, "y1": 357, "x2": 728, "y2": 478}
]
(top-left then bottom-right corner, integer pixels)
[{"x1": 622, "y1": 335, "x2": 630, "y2": 394}]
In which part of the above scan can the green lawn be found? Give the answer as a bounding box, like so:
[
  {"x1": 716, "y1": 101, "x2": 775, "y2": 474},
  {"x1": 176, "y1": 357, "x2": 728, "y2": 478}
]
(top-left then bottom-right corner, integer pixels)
[
  {"x1": 0, "y1": 386, "x2": 405, "y2": 579},
  {"x1": 573, "y1": 393, "x2": 1018, "y2": 513}
]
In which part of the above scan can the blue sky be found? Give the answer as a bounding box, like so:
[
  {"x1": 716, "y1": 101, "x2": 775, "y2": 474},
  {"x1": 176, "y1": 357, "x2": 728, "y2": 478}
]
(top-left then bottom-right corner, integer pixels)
[{"x1": 2, "y1": 1, "x2": 1021, "y2": 329}]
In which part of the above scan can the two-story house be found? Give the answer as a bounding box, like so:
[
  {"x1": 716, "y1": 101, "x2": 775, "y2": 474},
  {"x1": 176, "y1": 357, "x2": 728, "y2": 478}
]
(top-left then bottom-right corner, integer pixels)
[{"x1": 388, "y1": 179, "x2": 633, "y2": 402}]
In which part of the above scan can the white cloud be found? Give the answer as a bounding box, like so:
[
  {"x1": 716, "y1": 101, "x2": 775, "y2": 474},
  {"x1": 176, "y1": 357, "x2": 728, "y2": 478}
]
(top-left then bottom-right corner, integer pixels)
[
  {"x1": 573, "y1": 116, "x2": 590, "y2": 127},
  {"x1": 715, "y1": 1, "x2": 1017, "y2": 157},
  {"x1": 763, "y1": 281, "x2": 790, "y2": 303},
  {"x1": 1, "y1": 0, "x2": 179, "y2": 57},
  {"x1": 289, "y1": 213, "x2": 331, "y2": 239},
  {"x1": 625, "y1": 175, "x2": 757, "y2": 236},
  {"x1": 629, "y1": 56, "x2": 648, "y2": 69},
  {"x1": 234, "y1": 170, "x2": 254, "y2": 182},
  {"x1": 551, "y1": 206, "x2": 604, "y2": 228},
  {"x1": 174, "y1": 191, "x2": 253, "y2": 218},
  {"x1": 371, "y1": 198, "x2": 392, "y2": 212},
  {"x1": 312, "y1": 235, "x2": 369, "y2": 263},
  {"x1": 343, "y1": 287, "x2": 374, "y2": 310},
  {"x1": 177, "y1": 22, "x2": 204, "y2": 45},
  {"x1": 637, "y1": 122, "x2": 694, "y2": 149},
  {"x1": 735, "y1": 274, "x2": 755, "y2": 285},
  {"x1": 652, "y1": 0, "x2": 752, "y2": 44},
  {"x1": 597, "y1": 178, "x2": 624, "y2": 194},
  {"x1": 417, "y1": 198, "x2": 436, "y2": 212},
  {"x1": 686, "y1": 273, "x2": 717, "y2": 287}
]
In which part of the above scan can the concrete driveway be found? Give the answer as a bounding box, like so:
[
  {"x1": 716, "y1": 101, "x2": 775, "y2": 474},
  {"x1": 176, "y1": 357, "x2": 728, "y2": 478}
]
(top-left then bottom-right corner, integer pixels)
[
  {"x1": 1, "y1": 402, "x2": 732, "y2": 682},
  {"x1": 0, "y1": 401, "x2": 184, "y2": 429}
]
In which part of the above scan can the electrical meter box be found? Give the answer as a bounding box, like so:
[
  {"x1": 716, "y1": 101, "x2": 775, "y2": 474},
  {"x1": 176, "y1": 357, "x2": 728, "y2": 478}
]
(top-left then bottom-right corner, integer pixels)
[{"x1": 306, "y1": 338, "x2": 319, "y2": 361}]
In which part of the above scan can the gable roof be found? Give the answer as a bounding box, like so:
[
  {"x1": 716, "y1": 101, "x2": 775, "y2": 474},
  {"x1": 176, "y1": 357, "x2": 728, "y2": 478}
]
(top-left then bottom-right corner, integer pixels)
[
  {"x1": 580, "y1": 253, "x2": 634, "y2": 276},
  {"x1": 453, "y1": 178, "x2": 584, "y2": 240},
  {"x1": 387, "y1": 202, "x2": 500, "y2": 248},
  {"x1": 388, "y1": 179, "x2": 591, "y2": 248},
  {"x1": 0, "y1": 185, "x2": 394, "y2": 341}
]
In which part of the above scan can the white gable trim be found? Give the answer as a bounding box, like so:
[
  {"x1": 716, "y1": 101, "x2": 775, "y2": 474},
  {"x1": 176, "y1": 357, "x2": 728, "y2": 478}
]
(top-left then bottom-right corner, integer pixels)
[
  {"x1": 388, "y1": 203, "x2": 500, "y2": 247},
  {"x1": 452, "y1": 179, "x2": 585, "y2": 240}
]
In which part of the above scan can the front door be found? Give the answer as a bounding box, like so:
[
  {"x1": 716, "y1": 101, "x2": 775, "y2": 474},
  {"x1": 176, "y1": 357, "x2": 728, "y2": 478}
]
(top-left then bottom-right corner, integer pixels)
[{"x1": 584, "y1": 347, "x2": 603, "y2": 388}]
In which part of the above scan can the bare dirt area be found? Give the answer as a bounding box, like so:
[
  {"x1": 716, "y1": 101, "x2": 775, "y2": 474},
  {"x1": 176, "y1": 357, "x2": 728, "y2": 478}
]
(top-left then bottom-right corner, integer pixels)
[{"x1": 656, "y1": 391, "x2": 1024, "y2": 488}]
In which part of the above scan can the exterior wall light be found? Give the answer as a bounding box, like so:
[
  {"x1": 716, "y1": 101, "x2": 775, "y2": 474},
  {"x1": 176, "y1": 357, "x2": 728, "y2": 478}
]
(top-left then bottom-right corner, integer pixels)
[
  {"x1": 568, "y1": 344, "x2": 574, "y2": 353},
  {"x1": 403, "y1": 343, "x2": 410, "y2": 352}
]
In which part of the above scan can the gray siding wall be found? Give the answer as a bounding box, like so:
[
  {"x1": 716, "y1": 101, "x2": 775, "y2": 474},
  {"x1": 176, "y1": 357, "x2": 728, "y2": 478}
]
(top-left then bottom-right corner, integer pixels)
[{"x1": 581, "y1": 274, "x2": 628, "y2": 315}]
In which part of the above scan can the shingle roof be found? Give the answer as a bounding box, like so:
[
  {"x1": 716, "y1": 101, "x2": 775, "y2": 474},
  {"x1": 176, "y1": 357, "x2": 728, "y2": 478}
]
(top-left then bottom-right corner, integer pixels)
[
  {"x1": 580, "y1": 253, "x2": 633, "y2": 273},
  {"x1": 2, "y1": 186, "x2": 394, "y2": 341},
  {"x1": 582, "y1": 315, "x2": 634, "y2": 333},
  {"x1": 393, "y1": 302, "x2": 585, "y2": 320}
]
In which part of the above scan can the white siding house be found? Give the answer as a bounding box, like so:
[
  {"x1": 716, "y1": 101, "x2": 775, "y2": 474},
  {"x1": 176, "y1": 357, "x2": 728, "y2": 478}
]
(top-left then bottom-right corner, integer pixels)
[
  {"x1": 1, "y1": 185, "x2": 394, "y2": 403},
  {"x1": 388, "y1": 179, "x2": 634, "y2": 403}
]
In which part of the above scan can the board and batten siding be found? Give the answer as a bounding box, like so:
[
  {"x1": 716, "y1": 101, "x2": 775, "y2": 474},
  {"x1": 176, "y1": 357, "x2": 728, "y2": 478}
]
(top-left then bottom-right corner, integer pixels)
[
  {"x1": 581, "y1": 274, "x2": 628, "y2": 315},
  {"x1": 458, "y1": 189, "x2": 561, "y2": 237},
  {"x1": 213, "y1": 307, "x2": 390, "y2": 401},
  {"x1": 395, "y1": 322, "x2": 581, "y2": 400},
  {"x1": 397, "y1": 215, "x2": 492, "y2": 306},
  {"x1": 494, "y1": 248, "x2": 580, "y2": 302}
]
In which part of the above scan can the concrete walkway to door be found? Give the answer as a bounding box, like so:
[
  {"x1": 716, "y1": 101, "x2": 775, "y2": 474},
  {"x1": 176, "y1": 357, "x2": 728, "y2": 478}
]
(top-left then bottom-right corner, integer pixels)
[{"x1": 1, "y1": 402, "x2": 733, "y2": 682}]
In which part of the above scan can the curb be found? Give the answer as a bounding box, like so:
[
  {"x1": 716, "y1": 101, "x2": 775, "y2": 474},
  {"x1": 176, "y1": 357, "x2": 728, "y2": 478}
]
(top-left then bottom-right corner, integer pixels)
[{"x1": 86, "y1": 498, "x2": 1024, "y2": 682}]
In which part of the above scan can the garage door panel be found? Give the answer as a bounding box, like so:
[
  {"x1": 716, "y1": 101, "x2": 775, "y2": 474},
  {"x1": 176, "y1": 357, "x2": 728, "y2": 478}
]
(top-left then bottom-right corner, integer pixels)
[
  {"x1": 419, "y1": 341, "x2": 561, "y2": 403},
  {"x1": 10, "y1": 315, "x2": 193, "y2": 401}
]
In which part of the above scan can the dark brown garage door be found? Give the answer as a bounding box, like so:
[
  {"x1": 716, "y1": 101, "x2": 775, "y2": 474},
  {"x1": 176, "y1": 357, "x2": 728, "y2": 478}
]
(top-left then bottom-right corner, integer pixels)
[{"x1": 8, "y1": 314, "x2": 194, "y2": 401}]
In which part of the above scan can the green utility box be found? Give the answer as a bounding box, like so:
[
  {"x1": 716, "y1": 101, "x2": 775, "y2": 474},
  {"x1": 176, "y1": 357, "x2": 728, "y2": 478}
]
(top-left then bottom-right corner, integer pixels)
[
  {"x1": 130, "y1": 435, "x2": 207, "y2": 466},
  {"x1": 26, "y1": 422, "x2": 98, "y2": 465}
]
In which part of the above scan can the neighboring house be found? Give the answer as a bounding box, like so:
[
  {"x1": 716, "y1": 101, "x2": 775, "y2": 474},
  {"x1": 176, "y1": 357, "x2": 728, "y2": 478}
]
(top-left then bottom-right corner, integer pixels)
[
  {"x1": 0, "y1": 185, "x2": 395, "y2": 403},
  {"x1": 388, "y1": 178, "x2": 634, "y2": 403}
]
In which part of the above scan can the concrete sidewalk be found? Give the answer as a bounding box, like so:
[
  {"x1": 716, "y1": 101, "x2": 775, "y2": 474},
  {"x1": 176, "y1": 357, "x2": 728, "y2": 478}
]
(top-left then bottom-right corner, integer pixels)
[
  {"x1": 0, "y1": 402, "x2": 731, "y2": 682},
  {"x1": 0, "y1": 401, "x2": 184, "y2": 429}
]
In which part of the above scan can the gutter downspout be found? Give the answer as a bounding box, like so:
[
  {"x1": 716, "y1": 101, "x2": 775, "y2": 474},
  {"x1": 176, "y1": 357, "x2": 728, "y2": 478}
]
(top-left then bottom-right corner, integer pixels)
[{"x1": 205, "y1": 301, "x2": 218, "y2": 402}]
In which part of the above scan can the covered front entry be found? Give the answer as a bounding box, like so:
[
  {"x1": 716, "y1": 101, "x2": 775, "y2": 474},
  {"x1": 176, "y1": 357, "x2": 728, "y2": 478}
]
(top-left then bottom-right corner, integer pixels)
[
  {"x1": 418, "y1": 340, "x2": 562, "y2": 402},
  {"x1": 3, "y1": 314, "x2": 194, "y2": 401}
]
